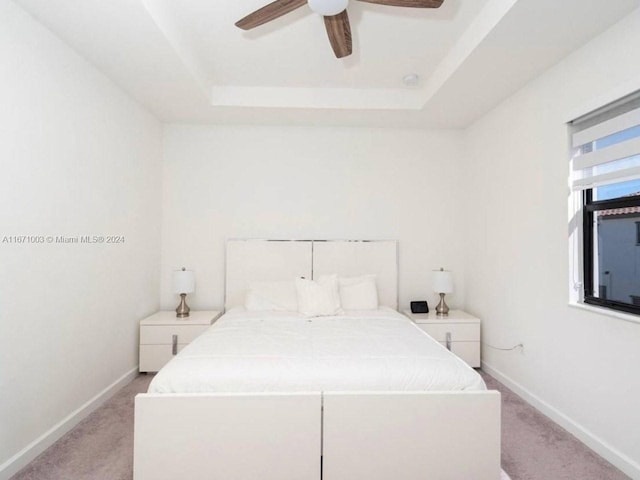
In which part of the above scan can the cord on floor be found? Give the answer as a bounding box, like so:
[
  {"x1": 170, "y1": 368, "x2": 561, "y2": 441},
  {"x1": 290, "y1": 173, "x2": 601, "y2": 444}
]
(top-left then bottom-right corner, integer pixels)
[{"x1": 482, "y1": 342, "x2": 524, "y2": 352}]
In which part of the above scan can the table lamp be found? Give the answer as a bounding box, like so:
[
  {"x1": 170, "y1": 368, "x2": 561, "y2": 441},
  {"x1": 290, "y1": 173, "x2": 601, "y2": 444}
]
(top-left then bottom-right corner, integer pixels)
[
  {"x1": 173, "y1": 268, "x2": 195, "y2": 318},
  {"x1": 433, "y1": 268, "x2": 453, "y2": 316}
]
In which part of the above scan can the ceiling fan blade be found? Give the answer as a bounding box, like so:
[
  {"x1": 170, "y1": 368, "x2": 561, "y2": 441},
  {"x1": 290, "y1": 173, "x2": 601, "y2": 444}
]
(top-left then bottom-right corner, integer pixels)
[
  {"x1": 357, "y1": 0, "x2": 444, "y2": 7},
  {"x1": 236, "y1": 0, "x2": 307, "y2": 30},
  {"x1": 324, "y1": 10, "x2": 352, "y2": 58}
]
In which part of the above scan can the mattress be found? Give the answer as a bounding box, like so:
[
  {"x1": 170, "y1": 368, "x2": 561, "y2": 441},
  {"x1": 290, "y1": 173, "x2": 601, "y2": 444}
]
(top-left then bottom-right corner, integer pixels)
[{"x1": 148, "y1": 307, "x2": 485, "y2": 393}]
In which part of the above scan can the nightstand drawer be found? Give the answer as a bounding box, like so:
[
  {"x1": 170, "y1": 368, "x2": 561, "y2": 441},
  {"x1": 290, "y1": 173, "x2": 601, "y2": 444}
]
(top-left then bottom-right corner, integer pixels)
[
  {"x1": 440, "y1": 341, "x2": 481, "y2": 368},
  {"x1": 139, "y1": 344, "x2": 187, "y2": 372},
  {"x1": 418, "y1": 324, "x2": 480, "y2": 342},
  {"x1": 140, "y1": 325, "x2": 210, "y2": 345}
]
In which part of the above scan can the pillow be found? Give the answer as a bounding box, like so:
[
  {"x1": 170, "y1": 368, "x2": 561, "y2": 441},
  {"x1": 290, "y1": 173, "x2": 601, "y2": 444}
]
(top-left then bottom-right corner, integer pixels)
[
  {"x1": 245, "y1": 280, "x2": 298, "y2": 311},
  {"x1": 338, "y1": 274, "x2": 379, "y2": 310},
  {"x1": 295, "y1": 275, "x2": 342, "y2": 317}
]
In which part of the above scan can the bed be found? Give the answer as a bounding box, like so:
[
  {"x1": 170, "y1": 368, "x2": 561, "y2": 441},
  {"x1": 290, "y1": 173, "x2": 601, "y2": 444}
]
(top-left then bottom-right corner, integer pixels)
[{"x1": 134, "y1": 240, "x2": 500, "y2": 480}]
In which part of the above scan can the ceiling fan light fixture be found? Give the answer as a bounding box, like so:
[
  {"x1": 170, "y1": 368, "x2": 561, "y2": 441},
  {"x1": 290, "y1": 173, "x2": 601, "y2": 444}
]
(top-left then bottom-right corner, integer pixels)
[{"x1": 308, "y1": 0, "x2": 349, "y2": 16}]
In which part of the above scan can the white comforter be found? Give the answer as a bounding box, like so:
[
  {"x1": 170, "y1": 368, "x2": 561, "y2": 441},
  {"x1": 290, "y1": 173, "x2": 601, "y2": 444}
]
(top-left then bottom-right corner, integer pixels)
[{"x1": 148, "y1": 308, "x2": 485, "y2": 393}]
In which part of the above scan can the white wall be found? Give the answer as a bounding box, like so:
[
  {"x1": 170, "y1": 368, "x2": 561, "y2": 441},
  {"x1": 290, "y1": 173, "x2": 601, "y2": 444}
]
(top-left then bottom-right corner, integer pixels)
[
  {"x1": 463, "y1": 8, "x2": 640, "y2": 478},
  {"x1": 161, "y1": 125, "x2": 465, "y2": 313},
  {"x1": 0, "y1": 1, "x2": 162, "y2": 476}
]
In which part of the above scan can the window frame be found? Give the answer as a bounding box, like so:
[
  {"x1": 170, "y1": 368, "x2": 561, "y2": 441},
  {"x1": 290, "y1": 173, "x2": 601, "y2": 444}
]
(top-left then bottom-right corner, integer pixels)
[{"x1": 583, "y1": 189, "x2": 640, "y2": 316}]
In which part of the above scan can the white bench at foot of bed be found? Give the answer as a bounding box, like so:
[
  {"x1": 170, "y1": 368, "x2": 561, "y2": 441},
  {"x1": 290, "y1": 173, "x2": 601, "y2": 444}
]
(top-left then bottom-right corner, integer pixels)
[{"x1": 134, "y1": 391, "x2": 501, "y2": 480}]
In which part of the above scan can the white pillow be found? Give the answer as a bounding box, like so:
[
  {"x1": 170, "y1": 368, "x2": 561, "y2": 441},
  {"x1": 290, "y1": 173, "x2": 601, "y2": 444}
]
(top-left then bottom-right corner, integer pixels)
[
  {"x1": 338, "y1": 274, "x2": 379, "y2": 310},
  {"x1": 295, "y1": 275, "x2": 342, "y2": 317},
  {"x1": 245, "y1": 280, "x2": 298, "y2": 311}
]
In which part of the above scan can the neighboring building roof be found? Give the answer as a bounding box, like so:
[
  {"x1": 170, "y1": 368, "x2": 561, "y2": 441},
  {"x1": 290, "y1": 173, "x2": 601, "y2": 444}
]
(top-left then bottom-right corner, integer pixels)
[{"x1": 599, "y1": 192, "x2": 640, "y2": 218}]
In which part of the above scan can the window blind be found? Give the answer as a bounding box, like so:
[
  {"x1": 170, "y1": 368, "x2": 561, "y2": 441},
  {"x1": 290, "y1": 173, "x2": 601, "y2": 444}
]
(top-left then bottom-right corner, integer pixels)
[{"x1": 571, "y1": 91, "x2": 640, "y2": 191}]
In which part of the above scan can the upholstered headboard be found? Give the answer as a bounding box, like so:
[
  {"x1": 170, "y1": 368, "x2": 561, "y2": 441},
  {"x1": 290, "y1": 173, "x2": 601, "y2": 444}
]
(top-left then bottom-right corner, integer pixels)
[{"x1": 225, "y1": 239, "x2": 398, "y2": 310}]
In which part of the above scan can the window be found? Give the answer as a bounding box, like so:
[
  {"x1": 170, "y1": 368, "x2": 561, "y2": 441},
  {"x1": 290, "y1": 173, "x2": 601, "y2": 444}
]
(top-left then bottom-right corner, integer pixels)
[
  {"x1": 571, "y1": 91, "x2": 640, "y2": 316},
  {"x1": 582, "y1": 188, "x2": 640, "y2": 314}
]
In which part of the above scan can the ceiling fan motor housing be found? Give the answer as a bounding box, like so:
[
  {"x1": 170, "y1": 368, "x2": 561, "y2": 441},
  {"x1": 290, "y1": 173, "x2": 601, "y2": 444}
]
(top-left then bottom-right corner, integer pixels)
[{"x1": 308, "y1": 0, "x2": 349, "y2": 16}]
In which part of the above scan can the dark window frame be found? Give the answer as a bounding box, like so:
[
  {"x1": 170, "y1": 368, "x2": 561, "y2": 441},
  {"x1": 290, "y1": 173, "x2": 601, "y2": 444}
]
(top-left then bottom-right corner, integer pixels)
[{"x1": 583, "y1": 190, "x2": 640, "y2": 315}]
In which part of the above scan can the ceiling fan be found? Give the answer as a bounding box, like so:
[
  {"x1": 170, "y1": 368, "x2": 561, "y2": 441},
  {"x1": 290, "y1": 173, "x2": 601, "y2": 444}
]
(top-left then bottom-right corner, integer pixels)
[{"x1": 235, "y1": 0, "x2": 444, "y2": 59}]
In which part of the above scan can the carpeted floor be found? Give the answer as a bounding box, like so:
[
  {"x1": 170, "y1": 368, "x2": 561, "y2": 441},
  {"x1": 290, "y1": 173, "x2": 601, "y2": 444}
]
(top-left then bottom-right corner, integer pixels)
[
  {"x1": 11, "y1": 372, "x2": 629, "y2": 480},
  {"x1": 480, "y1": 372, "x2": 629, "y2": 480}
]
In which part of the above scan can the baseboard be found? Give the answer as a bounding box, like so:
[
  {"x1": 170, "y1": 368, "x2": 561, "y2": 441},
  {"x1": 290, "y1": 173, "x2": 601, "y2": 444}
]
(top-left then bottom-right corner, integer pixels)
[
  {"x1": 0, "y1": 367, "x2": 139, "y2": 480},
  {"x1": 482, "y1": 362, "x2": 640, "y2": 479}
]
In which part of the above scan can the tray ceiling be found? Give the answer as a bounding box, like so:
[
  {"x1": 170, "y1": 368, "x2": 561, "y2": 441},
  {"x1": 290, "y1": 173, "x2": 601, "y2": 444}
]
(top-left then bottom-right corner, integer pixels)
[{"x1": 13, "y1": 0, "x2": 640, "y2": 127}]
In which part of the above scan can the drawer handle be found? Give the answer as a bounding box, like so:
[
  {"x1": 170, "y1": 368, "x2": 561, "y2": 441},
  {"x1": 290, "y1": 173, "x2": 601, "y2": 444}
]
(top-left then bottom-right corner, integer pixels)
[
  {"x1": 446, "y1": 332, "x2": 452, "y2": 351},
  {"x1": 172, "y1": 335, "x2": 178, "y2": 355}
]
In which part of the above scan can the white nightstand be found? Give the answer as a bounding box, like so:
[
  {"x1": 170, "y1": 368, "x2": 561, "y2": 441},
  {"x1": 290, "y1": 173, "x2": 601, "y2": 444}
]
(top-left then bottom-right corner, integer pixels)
[
  {"x1": 403, "y1": 310, "x2": 481, "y2": 368},
  {"x1": 139, "y1": 310, "x2": 222, "y2": 373}
]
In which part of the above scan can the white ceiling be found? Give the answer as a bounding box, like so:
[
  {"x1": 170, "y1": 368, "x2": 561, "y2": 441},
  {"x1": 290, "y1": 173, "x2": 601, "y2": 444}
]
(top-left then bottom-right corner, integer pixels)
[
  {"x1": 147, "y1": 0, "x2": 487, "y2": 89},
  {"x1": 14, "y1": 0, "x2": 640, "y2": 127}
]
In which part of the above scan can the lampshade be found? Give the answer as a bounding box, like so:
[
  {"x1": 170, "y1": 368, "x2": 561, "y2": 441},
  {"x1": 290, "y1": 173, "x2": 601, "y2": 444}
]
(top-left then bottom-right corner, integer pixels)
[
  {"x1": 308, "y1": 0, "x2": 349, "y2": 16},
  {"x1": 173, "y1": 269, "x2": 195, "y2": 294},
  {"x1": 433, "y1": 269, "x2": 453, "y2": 294}
]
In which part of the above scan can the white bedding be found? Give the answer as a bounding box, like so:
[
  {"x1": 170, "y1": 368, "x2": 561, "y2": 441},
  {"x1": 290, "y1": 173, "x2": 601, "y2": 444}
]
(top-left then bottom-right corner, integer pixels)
[{"x1": 148, "y1": 308, "x2": 485, "y2": 393}]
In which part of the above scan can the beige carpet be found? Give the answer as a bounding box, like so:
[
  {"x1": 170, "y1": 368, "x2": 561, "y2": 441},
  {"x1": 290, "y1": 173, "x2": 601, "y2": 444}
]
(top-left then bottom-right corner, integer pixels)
[
  {"x1": 11, "y1": 372, "x2": 628, "y2": 480},
  {"x1": 481, "y1": 372, "x2": 629, "y2": 480}
]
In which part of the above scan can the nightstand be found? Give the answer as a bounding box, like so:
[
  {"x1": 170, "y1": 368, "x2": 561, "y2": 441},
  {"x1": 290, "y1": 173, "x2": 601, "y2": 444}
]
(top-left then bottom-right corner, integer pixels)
[
  {"x1": 403, "y1": 310, "x2": 481, "y2": 368},
  {"x1": 139, "y1": 310, "x2": 222, "y2": 373}
]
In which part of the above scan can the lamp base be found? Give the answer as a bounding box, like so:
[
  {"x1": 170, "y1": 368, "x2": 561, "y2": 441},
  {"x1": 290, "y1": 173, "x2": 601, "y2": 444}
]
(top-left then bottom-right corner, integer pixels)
[
  {"x1": 435, "y1": 293, "x2": 449, "y2": 316},
  {"x1": 175, "y1": 293, "x2": 190, "y2": 318}
]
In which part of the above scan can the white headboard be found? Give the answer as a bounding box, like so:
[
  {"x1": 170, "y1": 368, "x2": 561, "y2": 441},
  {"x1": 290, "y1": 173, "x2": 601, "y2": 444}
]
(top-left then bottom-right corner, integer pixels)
[
  {"x1": 225, "y1": 239, "x2": 398, "y2": 310},
  {"x1": 225, "y1": 240, "x2": 312, "y2": 309}
]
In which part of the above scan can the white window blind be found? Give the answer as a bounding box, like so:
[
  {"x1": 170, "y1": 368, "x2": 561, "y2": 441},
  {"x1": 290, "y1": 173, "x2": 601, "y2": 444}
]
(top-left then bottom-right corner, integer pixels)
[{"x1": 571, "y1": 91, "x2": 640, "y2": 191}]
